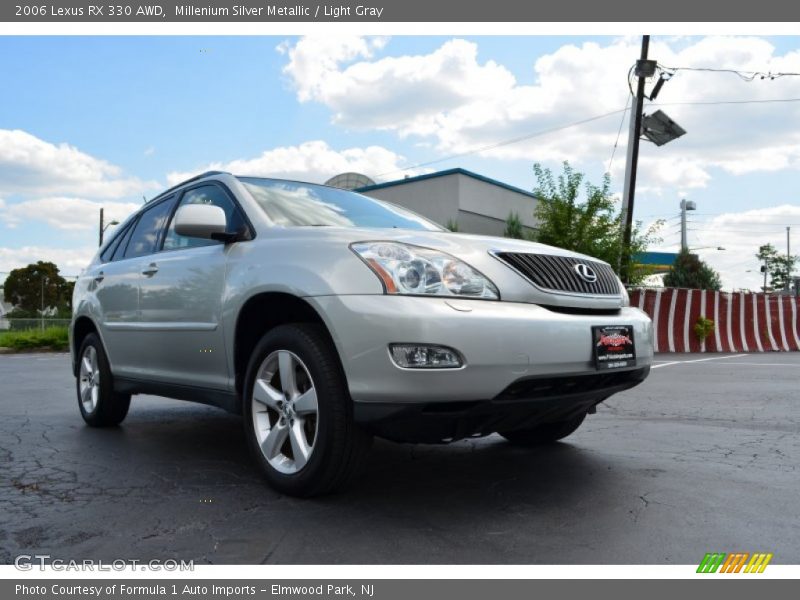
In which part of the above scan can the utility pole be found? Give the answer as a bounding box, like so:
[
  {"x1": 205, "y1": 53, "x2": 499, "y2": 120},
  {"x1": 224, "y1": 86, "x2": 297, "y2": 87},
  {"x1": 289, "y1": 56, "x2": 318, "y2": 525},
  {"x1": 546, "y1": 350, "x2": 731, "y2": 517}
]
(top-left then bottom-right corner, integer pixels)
[
  {"x1": 620, "y1": 35, "x2": 651, "y2": 282},
  {"x1": 40, "y1": 275, "x2": 48, "y2": 331},
  {"x1": 99, "y1": 207, "x2": 105, "y2": 247},
  {"x1": 763, "y1": 258, "x2": 769, "y2": 293},
  {"x1": 98, "y1": 208, "x2": 119, "y2": 247},
  {"x1": 679, "y1": 199, "x2": 696, "y2": 252},
  {"x1": 787, "y1": 226, "x2": 792, "y2": 291}
]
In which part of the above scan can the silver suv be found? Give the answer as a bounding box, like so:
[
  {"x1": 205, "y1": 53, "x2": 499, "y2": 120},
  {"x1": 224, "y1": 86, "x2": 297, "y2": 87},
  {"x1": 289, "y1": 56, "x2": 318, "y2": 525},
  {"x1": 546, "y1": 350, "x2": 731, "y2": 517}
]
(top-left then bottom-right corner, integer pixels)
[{"x1": 71, "y1": 171, "x2": 653, "y2": 496}]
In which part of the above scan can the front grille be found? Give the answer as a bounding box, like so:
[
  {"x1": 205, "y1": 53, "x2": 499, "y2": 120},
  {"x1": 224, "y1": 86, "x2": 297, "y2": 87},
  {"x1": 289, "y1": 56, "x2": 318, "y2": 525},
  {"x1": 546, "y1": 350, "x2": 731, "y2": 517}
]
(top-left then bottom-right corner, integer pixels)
[
  {"x1": 542, "y1": 304, "x2": 621, "y2": 316},
  {"x1": 495, "y1": 252, "x2": 620, "y2": 295}
]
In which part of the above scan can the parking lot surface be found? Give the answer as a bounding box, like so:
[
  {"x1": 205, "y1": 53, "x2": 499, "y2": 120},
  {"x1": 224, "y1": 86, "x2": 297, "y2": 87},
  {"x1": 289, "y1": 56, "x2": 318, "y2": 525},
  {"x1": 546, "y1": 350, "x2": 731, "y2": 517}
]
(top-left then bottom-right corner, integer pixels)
[{"x1": 1, "y1": 352, "x2": 798, "y2": 564}]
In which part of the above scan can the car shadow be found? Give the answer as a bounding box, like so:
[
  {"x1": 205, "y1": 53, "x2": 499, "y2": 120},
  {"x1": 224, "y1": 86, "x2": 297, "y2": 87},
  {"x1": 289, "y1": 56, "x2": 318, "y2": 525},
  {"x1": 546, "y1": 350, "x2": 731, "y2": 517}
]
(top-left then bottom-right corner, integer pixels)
[{"x1": 71, "y1": 399, "x2": 615, "y2": 508}]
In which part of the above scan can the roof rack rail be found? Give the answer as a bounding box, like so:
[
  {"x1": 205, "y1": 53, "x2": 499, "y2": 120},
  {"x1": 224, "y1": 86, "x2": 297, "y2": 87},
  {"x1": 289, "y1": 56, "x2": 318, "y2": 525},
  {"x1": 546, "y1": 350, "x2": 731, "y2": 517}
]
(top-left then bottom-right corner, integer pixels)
[{"x1": 146, "y1": 170, "x2": 230, "y2": 202}]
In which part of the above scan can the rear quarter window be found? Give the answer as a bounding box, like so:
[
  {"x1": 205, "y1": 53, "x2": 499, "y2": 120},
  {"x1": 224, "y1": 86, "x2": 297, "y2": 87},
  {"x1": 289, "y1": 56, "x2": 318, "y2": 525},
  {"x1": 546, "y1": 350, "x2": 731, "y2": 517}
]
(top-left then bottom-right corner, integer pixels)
[{"x1": 123, "y1": 196, "x2": 177, "y2": 259}]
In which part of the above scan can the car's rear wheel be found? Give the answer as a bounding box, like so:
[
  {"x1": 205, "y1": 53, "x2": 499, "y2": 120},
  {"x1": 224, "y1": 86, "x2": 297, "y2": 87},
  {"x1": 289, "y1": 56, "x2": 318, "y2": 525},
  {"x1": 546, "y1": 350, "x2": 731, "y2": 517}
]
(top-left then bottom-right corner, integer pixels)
[
  {"x1": 499, "y1": 413, "x2": 586, "y2": 446},
  {"x1": 76, "y1": 333, "x2": 131, "y2": 427},
  {"x1": 243, "y1": 323, "x2": 372, "y2": 497}
]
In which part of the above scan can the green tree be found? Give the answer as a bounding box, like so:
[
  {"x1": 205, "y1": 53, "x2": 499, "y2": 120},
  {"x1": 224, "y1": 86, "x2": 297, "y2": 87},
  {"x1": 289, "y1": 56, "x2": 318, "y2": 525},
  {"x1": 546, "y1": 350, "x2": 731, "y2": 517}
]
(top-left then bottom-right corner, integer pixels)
[
  {"x1": 755, "y1": 243, "x2": 797, "y2": 291},
  {"x1": 663, "y1": 249, "x2": 722, "y2": 290},
  {"x1": 531, "y1": 162, "x2": 663, "y2": 284},
  {"x1": 504, "y1": 211, "x2": 526, "y2": 239},
  {"x1": 445, "y1": 219, "x2": 459, "y2": 232},
  {"x1": 3, "y1": 261, "x2": 69, "y2": 314}
]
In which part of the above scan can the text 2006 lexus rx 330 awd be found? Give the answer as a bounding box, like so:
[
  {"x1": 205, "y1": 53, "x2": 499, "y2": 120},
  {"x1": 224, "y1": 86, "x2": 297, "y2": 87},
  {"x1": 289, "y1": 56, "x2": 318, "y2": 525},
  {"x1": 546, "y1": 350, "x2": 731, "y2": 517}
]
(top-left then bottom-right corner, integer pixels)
[{"x1": 70, "y1": 171, "x2": 653, "y2": 496}]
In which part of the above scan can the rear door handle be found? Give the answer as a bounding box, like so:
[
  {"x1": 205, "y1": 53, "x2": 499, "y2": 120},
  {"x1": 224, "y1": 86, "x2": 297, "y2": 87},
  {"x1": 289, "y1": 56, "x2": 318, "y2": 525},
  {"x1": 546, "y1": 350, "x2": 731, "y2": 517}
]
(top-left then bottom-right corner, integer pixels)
[
  {"x1": 93, "y1": 271, "x2": 105, "y2": 283},
  {"x1": 141, "y1": 263, "x2": 159, "y2": 276}
]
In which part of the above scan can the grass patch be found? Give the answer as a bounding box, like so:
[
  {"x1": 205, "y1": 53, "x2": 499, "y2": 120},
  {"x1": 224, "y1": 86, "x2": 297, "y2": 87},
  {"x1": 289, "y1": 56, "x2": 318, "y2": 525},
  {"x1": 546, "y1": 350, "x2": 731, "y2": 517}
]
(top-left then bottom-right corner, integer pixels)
[{"x1": 0, "y1": 325, "x2": 69, "y2": 351}]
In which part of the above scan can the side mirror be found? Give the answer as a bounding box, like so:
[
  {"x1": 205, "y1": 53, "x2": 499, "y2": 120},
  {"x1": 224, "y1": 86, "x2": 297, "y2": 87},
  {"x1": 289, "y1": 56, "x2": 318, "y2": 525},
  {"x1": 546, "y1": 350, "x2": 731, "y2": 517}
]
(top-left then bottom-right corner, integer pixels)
[{"x1": 174, "y1": 204, "x2": 228, "y2": 240}]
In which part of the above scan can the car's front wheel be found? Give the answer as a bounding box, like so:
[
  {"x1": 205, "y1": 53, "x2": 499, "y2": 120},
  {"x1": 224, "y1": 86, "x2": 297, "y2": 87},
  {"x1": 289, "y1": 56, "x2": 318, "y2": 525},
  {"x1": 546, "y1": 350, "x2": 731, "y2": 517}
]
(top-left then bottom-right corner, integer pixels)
[
  {"x1": 76, "y1": 333, "x2": 131, "y2": 427},
  {"x1": 499, "y1": 413, "x2": 586, "y2": 446},
  {"x1": 243, "y1": 324, "x2": 372, "y2": 497}
]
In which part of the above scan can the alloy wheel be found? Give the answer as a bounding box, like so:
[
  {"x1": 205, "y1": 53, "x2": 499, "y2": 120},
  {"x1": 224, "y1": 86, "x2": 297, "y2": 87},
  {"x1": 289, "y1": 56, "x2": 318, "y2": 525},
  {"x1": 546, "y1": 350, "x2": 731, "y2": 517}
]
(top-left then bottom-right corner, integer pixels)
[
  {"x1": 79, "y1": 345, "x2": 100, "y2": 414},
  {"x1": 251, "y1": 350, "x2": 319, "y2": 474}
]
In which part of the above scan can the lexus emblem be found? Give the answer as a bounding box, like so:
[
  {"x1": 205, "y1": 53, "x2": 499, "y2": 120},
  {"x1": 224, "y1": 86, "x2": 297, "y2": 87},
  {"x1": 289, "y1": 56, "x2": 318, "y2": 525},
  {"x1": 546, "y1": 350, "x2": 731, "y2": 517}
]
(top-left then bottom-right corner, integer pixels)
[{"x1": 574, "y1": 263, "x2": 598, "y2": 283}]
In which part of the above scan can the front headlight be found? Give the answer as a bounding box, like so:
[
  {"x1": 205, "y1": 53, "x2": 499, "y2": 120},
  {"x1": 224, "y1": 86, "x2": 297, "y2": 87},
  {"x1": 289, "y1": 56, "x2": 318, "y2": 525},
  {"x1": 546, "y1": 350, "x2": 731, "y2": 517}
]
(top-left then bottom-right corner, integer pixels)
[{"x1": 351, "y1": 241, "x2": 499, "y2": 300}]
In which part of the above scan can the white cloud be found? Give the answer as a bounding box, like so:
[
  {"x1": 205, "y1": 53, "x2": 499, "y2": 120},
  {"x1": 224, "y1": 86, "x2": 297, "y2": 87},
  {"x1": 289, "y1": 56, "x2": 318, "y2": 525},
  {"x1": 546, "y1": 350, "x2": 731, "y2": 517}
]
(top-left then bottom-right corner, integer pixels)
[
  {"x1": 280, "y1": 36, "x2": 800, "y2": 191},
  {"x1": 1, "y1": 197, "x2": 140, "y2": 231},
  {"x1": 0, "y1": 245, "x2": 96, "y2": 279},
  {"x1": 0, "y1": 129, "x2": 158, "y2": 198},
  {"x1": 655, "y1": 204, "x2": 800, "y2": 291},
  {"x1": 166, "y1": 140, "x2": 420, "y2": 186},
  {"x1": 279, "y1": 36, "x2": 389, "y2": 104}
]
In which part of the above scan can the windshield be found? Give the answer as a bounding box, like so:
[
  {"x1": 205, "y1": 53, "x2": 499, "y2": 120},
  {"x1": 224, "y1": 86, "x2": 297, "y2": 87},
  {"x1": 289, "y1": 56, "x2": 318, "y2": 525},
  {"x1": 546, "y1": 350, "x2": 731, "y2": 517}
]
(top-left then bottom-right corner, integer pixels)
[{"x1": 238, "y1": 177, "x2": 444, "y2": 231}]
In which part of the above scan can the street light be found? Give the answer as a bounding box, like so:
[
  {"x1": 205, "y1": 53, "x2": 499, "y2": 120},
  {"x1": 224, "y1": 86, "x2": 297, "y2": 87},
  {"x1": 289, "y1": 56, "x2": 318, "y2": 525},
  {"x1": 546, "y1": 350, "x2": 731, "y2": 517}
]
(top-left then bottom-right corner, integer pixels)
[
  {"x1": 99, "y1": 207, "x2": 119, "y2": 247},
  {"x1": 641, "y1": 110, "x2": 687, "y2": 147},
  {"x1": 690, "y1": 246, "x2": 726, "y2": 251}
]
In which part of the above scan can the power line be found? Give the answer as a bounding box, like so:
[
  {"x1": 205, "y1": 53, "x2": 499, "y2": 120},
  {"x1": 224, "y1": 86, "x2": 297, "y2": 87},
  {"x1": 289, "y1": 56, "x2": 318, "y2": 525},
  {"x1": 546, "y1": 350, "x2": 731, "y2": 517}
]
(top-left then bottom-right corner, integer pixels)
[
  {"x1": 658, "y1": 65, "x2": 800, "y2": 82},
  {"x1": 640, "y1": 211, "x2": 800, "y2": 219},
  {"x1": 688, "y1": 227, "x2": 800, "y2": 234},
  {"x1": 652, "y1": 97, "x2": 800, "y2": 107},
  {"x1": 376, "y1": 107, "x2": 629, "y2": 179},
  {"x1": 607, "y1": 95, "x2": 632, "y2": 173},
  {"x1": 380, "y1": 96, "x2": 800, "y2": 180}
]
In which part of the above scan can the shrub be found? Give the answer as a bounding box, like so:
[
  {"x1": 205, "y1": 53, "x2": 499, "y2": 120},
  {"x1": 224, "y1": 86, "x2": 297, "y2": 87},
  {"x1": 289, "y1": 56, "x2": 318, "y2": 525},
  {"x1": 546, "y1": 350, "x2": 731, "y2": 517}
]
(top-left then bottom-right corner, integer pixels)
[
  {"x1": 0, "y1": 326, "x2": 69, "y2": 351},
  {"x1": 694, "y1": 316, "x2": 715, "y2": 343},
  {"x1": 504, "y1": 212, "x2": 525, "y2": 239}
]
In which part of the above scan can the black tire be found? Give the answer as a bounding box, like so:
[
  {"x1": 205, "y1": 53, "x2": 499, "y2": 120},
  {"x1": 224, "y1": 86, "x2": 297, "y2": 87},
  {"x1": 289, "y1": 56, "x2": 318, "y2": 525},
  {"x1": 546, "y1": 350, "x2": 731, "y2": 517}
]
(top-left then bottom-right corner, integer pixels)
[
  {"x1": 499, "y1": 413, "x2": 586, "y2": 446},
  {"x1": 243, "y1": 323, "x2": 372, "y2": 497},
  {"x1": 76, "y1": 333, "x2": 131, "y2": 427}
]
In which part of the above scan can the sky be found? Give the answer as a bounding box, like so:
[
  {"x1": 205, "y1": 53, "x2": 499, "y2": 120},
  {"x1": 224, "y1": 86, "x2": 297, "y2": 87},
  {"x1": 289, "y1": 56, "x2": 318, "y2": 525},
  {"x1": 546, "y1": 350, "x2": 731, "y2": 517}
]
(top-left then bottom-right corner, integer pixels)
[{"x1": 2, "y1": 34, "x2": 800, "y2": 290}]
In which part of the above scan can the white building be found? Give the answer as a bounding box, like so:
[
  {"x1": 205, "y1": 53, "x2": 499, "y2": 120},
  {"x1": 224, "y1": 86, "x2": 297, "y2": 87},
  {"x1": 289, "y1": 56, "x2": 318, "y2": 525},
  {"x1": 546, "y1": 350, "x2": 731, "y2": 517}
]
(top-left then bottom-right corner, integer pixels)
[
  {"x1": 0, "y1": 286, "x2": 11, "y2": 317},
  {"x1": 353, "y1": 168, "x2": 540, "y2": 237}
]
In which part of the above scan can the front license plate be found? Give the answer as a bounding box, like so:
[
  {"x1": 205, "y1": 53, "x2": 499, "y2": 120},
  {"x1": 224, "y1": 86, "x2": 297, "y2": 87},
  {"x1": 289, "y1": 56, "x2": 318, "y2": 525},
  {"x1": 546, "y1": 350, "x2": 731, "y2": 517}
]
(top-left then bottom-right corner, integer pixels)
[{"x1": 592, "y1": 325, "x2": 636, "y2": 370}]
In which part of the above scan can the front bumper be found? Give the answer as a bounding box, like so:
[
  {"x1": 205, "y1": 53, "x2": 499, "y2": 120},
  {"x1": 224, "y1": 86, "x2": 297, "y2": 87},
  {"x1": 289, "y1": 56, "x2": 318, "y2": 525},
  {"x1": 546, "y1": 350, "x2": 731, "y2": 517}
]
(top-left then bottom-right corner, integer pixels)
[
  {"x1": 353, "y1": 366, "x2": 649, "y2": 442},
  {"x1": 308, "y1": 295, "x2": 653, "y2": 401}
]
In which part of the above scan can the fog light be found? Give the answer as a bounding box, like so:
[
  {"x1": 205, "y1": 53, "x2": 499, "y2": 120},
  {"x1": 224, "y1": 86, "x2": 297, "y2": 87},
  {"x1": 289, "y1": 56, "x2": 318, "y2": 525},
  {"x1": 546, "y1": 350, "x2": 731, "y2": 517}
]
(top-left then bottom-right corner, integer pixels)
[{"x1": 389, "y1": 344, "x2": 463, "y2": 369}]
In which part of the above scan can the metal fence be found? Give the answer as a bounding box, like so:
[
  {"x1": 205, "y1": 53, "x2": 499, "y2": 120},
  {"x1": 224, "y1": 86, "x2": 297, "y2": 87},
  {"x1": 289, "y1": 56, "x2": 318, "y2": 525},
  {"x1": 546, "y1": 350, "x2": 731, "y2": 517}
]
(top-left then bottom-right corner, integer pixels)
[{"x1": 0, "y1": 318, "x2": 71, "y2": 332}]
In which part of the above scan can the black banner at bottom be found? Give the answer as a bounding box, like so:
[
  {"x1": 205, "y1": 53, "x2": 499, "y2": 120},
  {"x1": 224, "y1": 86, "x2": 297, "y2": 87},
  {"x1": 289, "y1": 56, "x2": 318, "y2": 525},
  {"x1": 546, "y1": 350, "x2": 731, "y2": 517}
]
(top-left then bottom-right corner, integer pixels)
[{"x1": 3, "y1": 579, "x2": 796, "y2": 600}]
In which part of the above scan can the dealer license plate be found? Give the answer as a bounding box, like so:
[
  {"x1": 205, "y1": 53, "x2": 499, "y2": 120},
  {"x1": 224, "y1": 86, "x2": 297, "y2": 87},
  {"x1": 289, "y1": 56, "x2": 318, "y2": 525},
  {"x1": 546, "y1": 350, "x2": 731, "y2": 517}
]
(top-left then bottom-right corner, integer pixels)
[{"x1": 592, "y1": 325, "x2": 636, "y2": 370}]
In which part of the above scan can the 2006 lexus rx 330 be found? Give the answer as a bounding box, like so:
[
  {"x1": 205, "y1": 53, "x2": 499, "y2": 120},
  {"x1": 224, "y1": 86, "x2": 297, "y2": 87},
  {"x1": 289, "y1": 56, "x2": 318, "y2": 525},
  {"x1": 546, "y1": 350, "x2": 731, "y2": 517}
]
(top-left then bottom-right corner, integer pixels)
[{"x1": 70, "y1": 170, "x2": 653, "y2": 496}]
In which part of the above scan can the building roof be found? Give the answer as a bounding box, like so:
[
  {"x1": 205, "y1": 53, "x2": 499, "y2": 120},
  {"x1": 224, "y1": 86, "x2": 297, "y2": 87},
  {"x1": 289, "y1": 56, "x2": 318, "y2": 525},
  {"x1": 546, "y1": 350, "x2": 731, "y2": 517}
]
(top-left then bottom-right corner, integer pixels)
[{"x1": 355, "y1": 168, "x2": 539, "y2": 200}]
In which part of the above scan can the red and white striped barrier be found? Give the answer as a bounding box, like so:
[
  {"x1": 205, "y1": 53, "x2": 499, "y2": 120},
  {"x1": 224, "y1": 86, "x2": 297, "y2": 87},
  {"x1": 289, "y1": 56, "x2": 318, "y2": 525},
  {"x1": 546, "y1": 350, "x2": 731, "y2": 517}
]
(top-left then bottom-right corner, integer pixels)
[{"x1": 630, "y1": 288, "x2": 800, "y2": 352}]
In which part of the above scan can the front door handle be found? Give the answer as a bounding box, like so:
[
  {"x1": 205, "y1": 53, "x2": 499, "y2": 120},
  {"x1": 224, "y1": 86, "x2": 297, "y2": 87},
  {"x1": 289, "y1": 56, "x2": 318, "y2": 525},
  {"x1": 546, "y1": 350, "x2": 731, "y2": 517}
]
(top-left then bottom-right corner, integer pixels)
[
  {"x1": 93, "y1": 271, "x2": 105, "y2": 283},
  {"x1": 141, "y1": 263, "x2": 159, "y2": 276}
]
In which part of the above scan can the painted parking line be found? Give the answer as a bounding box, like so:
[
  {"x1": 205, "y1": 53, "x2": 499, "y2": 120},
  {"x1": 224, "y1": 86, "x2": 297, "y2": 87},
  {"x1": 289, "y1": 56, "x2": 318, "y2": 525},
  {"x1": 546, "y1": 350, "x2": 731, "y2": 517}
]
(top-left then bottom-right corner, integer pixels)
[
  {"x1": 693, "y1": 361, "x2": 800, "y2": 367},
  {"x1": 651, "y1": 354, "x2": 748, "y2": 369}
]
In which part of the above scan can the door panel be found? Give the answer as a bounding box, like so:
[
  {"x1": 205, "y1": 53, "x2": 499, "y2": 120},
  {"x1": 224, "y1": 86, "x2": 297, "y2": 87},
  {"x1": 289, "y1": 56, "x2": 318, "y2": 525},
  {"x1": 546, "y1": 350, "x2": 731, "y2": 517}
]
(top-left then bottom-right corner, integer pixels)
[
  {"x1": 90, "y1": 257, "x2": 144, "y2": 378},
  {"x1": 133, "y1": 243, "x2": 229, "y2": 390}
]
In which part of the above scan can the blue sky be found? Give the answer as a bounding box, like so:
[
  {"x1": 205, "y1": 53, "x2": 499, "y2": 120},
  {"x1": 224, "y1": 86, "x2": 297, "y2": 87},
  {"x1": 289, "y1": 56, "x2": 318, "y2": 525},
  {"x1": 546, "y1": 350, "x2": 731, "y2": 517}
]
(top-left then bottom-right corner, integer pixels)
[{"x1": 2, "y1": 35, "x2": 800, "y2": 289}]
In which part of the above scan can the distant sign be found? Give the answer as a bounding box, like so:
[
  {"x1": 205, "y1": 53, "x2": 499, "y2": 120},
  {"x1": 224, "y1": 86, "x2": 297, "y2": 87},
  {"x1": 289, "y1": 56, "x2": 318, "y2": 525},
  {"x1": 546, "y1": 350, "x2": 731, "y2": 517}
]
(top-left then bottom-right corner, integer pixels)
[{"x1": 635, "y1": 251, "x2": 679, "y2": 274}]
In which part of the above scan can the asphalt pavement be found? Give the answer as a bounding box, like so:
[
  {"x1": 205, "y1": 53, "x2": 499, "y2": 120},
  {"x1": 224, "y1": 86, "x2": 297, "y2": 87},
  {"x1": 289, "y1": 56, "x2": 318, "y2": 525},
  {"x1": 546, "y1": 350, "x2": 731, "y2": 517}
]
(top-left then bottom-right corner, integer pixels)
[{"x1": 1, "y1": 352, "x2": 798, "y2": 564}]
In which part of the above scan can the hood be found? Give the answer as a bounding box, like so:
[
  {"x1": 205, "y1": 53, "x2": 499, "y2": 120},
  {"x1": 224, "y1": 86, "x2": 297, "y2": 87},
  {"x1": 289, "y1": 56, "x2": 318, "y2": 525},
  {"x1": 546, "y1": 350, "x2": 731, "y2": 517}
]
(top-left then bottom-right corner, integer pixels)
[{"x1": 269, "y1": 226, "x2": 626, "y2": 311}]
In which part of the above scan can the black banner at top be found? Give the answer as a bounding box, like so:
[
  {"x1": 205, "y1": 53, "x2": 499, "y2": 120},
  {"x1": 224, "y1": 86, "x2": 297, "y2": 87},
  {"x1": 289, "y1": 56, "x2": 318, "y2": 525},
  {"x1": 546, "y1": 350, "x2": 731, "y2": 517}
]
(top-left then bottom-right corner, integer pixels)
[{"x1": 2, "y1": 0, "x2": 798, "y2": 22}]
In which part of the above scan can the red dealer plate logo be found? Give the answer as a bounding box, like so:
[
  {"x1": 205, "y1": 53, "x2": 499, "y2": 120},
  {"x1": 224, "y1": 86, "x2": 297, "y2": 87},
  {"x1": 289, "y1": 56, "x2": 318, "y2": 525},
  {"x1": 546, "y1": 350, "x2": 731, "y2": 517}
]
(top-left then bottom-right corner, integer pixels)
[{"x1": 592, "y1": 325, "x2": 636, "y2": 370}]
